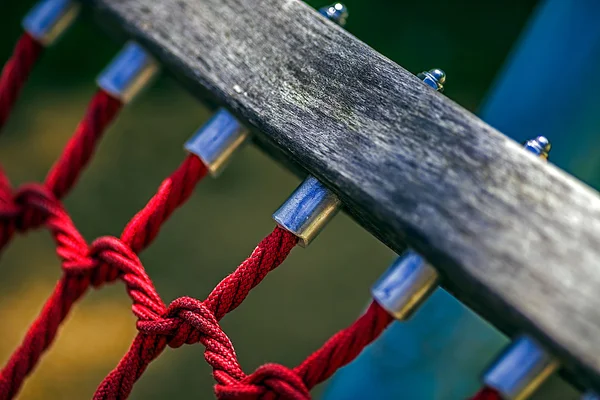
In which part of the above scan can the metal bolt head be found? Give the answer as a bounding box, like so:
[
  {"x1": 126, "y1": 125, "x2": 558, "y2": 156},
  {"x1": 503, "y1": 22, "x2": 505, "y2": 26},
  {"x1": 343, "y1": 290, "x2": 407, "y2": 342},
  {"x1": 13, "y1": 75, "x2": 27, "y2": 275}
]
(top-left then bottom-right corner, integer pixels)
[
  {"x1": 523, "y1": 136, "x2": 551, "y2": 160},
  {"x1": 417, "y1": 68, "x2": 446, "y2": 92},
  {"x1": 319, "y1": 3, "x2": 349, "y2": 27}
]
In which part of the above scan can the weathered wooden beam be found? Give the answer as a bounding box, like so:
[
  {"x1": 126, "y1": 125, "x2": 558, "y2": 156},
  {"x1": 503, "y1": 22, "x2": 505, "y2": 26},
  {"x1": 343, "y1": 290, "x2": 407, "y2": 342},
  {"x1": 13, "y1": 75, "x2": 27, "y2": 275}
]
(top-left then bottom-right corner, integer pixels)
[{"x1": 82, "y1": 0, "x2": 600, "y2": 390}]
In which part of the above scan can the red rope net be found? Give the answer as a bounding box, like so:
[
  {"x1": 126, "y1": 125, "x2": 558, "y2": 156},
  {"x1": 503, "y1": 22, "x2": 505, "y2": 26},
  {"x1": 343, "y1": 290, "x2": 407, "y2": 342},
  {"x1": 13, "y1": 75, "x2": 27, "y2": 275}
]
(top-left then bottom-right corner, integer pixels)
[{"x1": 0, "y1": 33, "x2": 394, "y2": 399}]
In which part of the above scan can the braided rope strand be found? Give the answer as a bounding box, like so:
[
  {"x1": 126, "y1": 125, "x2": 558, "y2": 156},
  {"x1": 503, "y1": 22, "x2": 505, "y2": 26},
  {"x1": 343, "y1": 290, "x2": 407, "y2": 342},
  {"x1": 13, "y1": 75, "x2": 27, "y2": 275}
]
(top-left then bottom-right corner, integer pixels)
[
  {"x1": 294, "y1": 301, "x2": 393, "y2": 390},
  {"x1": 214, "y1": 301, "x2": 393, "y2": 399},
  {"x1": 0, "y1": 33, "x2": 43, "y2": 131},
  {"x1": 0, "y1": 89, "x2": 122, "y2": 255},
  {"x1": 45, "y1": 90, "x2": 122, "y2": 199}
]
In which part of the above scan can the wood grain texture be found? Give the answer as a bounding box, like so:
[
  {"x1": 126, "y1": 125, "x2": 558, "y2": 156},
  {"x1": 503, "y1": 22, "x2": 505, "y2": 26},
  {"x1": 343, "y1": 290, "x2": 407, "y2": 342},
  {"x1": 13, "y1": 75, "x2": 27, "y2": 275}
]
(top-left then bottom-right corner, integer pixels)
[{"x1": 82, "y1": 0, "x2": 600, "y2": 390}]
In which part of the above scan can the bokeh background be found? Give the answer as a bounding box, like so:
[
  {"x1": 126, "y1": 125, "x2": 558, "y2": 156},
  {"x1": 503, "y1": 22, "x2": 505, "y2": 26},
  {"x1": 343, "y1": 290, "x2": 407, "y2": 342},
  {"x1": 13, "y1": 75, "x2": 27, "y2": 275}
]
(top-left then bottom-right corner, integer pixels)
[{"x1": 0, "y1": 0, "x2": 573, "y2": 398}]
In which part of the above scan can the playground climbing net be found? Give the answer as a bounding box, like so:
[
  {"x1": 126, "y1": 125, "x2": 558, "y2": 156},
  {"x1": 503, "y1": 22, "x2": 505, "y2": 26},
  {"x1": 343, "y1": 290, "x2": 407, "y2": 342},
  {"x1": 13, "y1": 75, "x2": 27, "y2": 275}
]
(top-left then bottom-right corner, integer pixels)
[
  {"x1": 0, "y1": 1, "x2": 566, "y2": 399},
  {"x1": 0, "y1": 2, "x2": 398, "y2": 399}
]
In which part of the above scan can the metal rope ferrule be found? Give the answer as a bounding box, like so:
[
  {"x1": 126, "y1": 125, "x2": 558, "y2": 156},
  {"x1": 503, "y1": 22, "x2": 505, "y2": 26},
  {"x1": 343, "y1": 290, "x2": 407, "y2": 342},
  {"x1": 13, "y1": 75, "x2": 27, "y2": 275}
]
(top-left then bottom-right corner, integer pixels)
[
  {"x1": 371, "y1": 250, "x2": 440, "y2": 320},
  {"x1": 22, "y1": 0, "x2": 80, "y2": 46},
  {"x1": 184, "y1": 3, "x2": 348, "y2": 176},
  {"x1": 273, "y1": 176, "x2": 341, "y2": 247},
  {"x1": 184, "y1": 108, "x2": 249, "y2": 176},
  {"x1": 97, "y1": 42, "x2": 160, "y2": 103},
  {"x1": 483, "y1": 335, "x2": 559, "y2": 400}
]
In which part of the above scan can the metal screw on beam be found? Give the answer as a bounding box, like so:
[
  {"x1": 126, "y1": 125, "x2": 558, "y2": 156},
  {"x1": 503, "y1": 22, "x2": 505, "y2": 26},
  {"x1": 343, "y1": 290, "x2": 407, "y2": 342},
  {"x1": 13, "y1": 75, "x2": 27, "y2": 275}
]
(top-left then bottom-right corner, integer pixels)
[
  {"x1": 319, "y1": 3, "x2": 349, "y2": 27},
  {"x1": 523, "y1": 135, "x2": 551, "y2": 160},
  {"x1": 483, "y1": 336, "x2": 559, "y2": 400},
  {"x1": 97, "y1": 42, "x2": 160, "y2": 104},
  {"x1": 417, "y1": 68, "x2": 446, "y2": 92},
  {"x1": 372, "y1": 135, "x2": 552, "y2": 320},
  {"x1": 184, "y1": 4, "x2": 349, "y2": 176},
  {"x1": 22, "y1": 0, "x2": 80, "y2": 46}
]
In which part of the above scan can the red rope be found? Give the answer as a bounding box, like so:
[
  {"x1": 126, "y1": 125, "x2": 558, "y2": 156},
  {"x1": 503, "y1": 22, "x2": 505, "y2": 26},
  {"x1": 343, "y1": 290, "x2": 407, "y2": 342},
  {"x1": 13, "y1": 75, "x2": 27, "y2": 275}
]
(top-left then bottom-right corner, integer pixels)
[
  {"x1": 0, "y1": 89, "x2": 121, "y2": 250},
  {"x1": 0, "y1": 154, "x2": 207, "y2": 399},
  {"x1": 94, "y1": 226, "x2": 299, "y2": 399},
  {"x1": 0, "y1": 33, "x2": 43, "y2": 131},
  {"x1": 215, "y1": 301, "x2": 392, "y2": 400},
  {"x1": 470, "y1": 387, "x2": 502, "y2": 400},
  {"x1": 92, "y1": 234, "x2": 391, "y2": 399},
  {"x1": 0, "y1": 24, "x2": 395, "y2": 400},
  {"x1": 45, "y1": 90, "x2": 122, "y2": 198}
]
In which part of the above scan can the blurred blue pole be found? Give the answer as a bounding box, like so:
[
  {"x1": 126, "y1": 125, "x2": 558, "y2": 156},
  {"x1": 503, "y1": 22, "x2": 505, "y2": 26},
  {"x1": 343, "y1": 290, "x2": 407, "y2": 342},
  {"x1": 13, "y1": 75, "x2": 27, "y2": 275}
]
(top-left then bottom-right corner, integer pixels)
[{"x1": 322, "y1": 0, "x2": 600, "y2": 399}]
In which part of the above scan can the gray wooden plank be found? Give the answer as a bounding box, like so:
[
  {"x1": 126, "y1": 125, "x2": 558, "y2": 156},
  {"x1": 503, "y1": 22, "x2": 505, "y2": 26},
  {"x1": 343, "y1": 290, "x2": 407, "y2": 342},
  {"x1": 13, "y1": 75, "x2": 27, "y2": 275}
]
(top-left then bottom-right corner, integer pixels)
[{"x1": 82, "y1": 0, "x2": 600, "y2": 390}]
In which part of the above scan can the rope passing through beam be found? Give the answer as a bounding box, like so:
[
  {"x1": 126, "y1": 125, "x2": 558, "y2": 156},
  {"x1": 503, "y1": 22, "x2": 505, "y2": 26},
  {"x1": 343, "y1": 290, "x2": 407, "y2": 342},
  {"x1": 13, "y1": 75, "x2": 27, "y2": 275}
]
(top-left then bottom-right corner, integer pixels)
[
  {"x1": 0, "y1": 29, "x2": 158, "y2": 251},
  {"x1": 0, "y1": 0, "x2": 398, "y2": 399},
  {"x1": 0, "y1": 4, "x2": 393, "y2": 398},
  {"x1": 0, "y1": 2, "x2": 470, "y2": 400},
  {"x1": 0, "y1": 0, "x2": 80, "y2": 131}
]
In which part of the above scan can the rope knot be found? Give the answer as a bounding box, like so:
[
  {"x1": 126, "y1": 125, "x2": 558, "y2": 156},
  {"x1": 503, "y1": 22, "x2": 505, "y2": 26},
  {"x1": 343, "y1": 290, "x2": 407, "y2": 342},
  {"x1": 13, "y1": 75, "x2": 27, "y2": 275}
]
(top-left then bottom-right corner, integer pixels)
[
  {"x1": 3, "y1": 183, "x2": 56, "y2": 229},
  {"x1": 215, "y1": 364, "x2": 310, "y2": 400},
  {"x1": 86, "y1": 236, "x2": 138, "y2": 283},
  {"x1": 140, "y1": 297, "x2": 223, "y2": 348}
]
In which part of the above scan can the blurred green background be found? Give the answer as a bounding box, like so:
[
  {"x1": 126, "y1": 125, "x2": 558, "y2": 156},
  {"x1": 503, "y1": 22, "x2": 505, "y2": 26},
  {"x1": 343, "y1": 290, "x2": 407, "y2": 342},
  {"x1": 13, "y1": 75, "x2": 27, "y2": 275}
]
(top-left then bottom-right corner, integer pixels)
[{"x1": 0, "y1": 0, "x2": 540, "y2": 398}]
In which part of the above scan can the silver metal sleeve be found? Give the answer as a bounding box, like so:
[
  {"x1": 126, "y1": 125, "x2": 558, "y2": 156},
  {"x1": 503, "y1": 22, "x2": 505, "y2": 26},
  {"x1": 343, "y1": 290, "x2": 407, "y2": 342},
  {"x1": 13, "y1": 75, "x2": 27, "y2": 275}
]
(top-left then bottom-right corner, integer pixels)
[
  {"x1": 97, "y1": 42, "x2": 160, "y2": 103},
  {"x1": 273, "y1": 175, "x2": 341, "y2": 247},
  {"x1": 371, "y1": 250, "x2": 439, "y2": 320},
  {"x1": 184, "y1": 108, "x2": 249, "y2": 176},
  {"x1": 483, "y1": 335, "x2": 559, "y2": 400},
  {"x1": 22, "y1": 0, "x2": 80, "y2": 46}
]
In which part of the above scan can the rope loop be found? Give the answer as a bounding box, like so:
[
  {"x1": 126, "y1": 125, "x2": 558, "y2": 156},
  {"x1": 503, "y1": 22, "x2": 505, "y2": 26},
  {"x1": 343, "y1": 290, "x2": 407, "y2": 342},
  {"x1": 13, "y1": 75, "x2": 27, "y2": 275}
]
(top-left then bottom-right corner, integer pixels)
[
  {"x1": 215, "y1": 364, "x2": 310, "y2": 400},
  {"x1": 0, "y1": 183, "x2": 56, "y2": 230}
]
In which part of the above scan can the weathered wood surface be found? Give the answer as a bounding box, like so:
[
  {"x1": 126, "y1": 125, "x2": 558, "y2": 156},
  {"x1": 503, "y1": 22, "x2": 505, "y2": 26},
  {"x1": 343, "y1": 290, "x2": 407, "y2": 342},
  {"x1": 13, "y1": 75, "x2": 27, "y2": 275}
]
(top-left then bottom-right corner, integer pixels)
[{"x1": 83, "y1": 0, "x2": 600, "y2": 390}]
